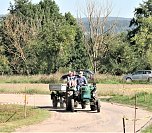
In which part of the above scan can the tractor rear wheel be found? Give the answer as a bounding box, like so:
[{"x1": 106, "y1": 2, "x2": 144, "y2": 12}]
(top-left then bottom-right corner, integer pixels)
[
  {"x1": 52, "y1": 96, "x2": 58, "y2": 108},
  {"x1": 96, "y1": 100, "x2": 101, "y2": 112},
  {"x1": 66, "y1": 96, "x2": 71, "y2": 111},
  {"x1": 71, "y1": 99, "x2": 74, "y2": 112},
  {"x1": 60, "y1": 97, "x2": 65, "y2": 108},
  {"x1": 74, "y1": 101, "x2": 78, "y2": 107}
]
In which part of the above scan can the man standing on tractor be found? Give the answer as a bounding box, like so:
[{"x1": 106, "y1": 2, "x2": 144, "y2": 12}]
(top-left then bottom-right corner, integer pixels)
[
  {"x1": 67, "y1": 71, "x2": 77, "y2": 88},
  {"x1": 76, "y1": 71, "x2": 88, "y2": 91}
]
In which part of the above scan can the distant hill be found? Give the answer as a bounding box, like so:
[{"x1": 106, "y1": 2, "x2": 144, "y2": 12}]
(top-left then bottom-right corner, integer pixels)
[
  {"x1": 0, "y1": 14, "x2": 131, "y2": 33},
  {"x1": 0, "y1": 14, "x2": 4, "y2": 18},
  {"x1": 81, "y1": 17, "x2": 132, "y2": 33},
  {"x1": 0, "y1": 14, "x2": 5, "y2": 21}
]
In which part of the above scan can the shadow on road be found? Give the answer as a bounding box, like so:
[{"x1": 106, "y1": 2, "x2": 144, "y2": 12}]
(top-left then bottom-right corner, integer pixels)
[{"x1": 37, "y1": 106, "x2": 98, "y2": 113}]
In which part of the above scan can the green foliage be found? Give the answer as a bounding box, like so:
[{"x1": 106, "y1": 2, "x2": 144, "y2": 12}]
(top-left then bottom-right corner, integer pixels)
[
  {"x1": 0, "y1": 104, "x2": 50, "y2": 132},
  {"x1": 0, "y1": 0, "x2": 90, "y2": 75},
  {"x1": 99, "y1": 33, "x2": 138, "y2": 75},
  {"x1": 0, "y1": 46, "x2": 9, "y2": 74},
  {"x1": 0, "y1": 0, "x2": 151, "y2": 75},
  {"x1": 127, "y1": 0, "x2": 152, "y2": 71}
]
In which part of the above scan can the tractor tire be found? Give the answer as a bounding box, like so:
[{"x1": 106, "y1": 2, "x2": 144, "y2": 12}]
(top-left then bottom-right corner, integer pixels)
[
  {"x1": 74, "y1": 101, "x2": 78, "y2": 107},
  {"x1": 90, "y1": 105, "x2": 96, "y2": 111},
  {"x1": 52, "y1": 96, "x2": 58, "y2": 108},
  {"x1": 81, "y1": 102, "x2": 86, "y2": 109},
  {"x1": 60, "y1": 97, "x2": 65, "y2": 108},
  {"x1": 66, "y1": 96, "x2": 71, "y2": 111},
  {"x1": 96, "y1": 100, "x2": 101, "y2": 113},
  {"x1": 71, "y1": 99, "x2": 74, "y2": 112}
]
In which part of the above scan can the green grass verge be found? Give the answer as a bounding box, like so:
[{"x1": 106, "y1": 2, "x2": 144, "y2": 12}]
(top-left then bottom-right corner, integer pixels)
[
  {"x1": 101, "y1": 93, "x2": 152, "y2": 132},
  {"x1": 0, "y1": 104, "x2": 50, "y2": 132}
]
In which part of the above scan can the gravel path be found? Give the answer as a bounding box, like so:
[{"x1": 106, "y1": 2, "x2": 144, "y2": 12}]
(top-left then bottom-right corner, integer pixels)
[{"x1": 0, "y1": 94, "x2": 152, "y2": 132}]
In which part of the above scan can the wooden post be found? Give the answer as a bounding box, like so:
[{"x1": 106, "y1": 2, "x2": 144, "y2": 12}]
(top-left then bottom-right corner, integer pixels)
[
  {"x1": 24, "y1": 88, "x2": 27, "y2": 118},
  {"x1": 123, "y1": 117, "x2": 126, "y2": 133},
  {"x1": 34, "y1": 94, "x2": 36, "y2": 108},
  {"x1": 144, "y1": 92, "x2": 146, "y2": 102},
  {"x1": 134, "y1": 94, "x2": 137, "y2": 133}
]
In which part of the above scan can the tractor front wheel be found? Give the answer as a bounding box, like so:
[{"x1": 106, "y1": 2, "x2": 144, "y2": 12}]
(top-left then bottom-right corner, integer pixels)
[
  {"x1": 90, "y1": 105, "x2": 96, "y2": 111},
  {"x1": 81, "y1": 102, "x2": 86, "y2": 109}
]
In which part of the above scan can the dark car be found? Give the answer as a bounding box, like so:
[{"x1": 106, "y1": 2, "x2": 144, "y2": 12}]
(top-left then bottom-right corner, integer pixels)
[
  {"x1": 81, "y1": 69, "x2": 94, "y2": 80},
  {"x1": 123, "y1": 70, "x2": 152, "y2": 82}
]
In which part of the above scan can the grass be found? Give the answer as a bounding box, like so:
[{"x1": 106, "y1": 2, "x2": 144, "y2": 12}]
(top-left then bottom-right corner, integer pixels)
[
  {"x1": 97, "y1": 84, "x2": 152, "y2": 96},
  {"x1": 94, "y1": 73, "x2": 123, "y2": 84},
  {"x1": 100, "y1": 93, "x2": 152, "y2": 132},
  {"x1": 0, "y1": 104, "x2": 50, "y2": 132},
  {"x1": 0, "y1": 74, "x2": 63, "y2": 84},
  {"x1": 0, "y1": 88, "x2": 49, "y2": 94},
  {"x1": 0, "y1": 73, "x2": 151, "y2": 84},
  {"x1": 0, "y1": 84, "x2": 50, "y2": 94},
  {"x1": 1, "y1": 83, "x2": 152, "y2": 95}
]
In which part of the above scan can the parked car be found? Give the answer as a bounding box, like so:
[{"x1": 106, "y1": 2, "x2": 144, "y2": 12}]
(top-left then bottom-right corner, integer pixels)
[
  {"x1": 78, "y1": 69, "x2": 94, "y2": 80},
  {"x1": 123, "y1": 70, "x2": 152, "y2": 82}
]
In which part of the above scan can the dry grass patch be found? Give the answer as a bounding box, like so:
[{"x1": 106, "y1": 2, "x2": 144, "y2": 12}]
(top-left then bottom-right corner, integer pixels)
[
  {"x1": 0, "y1": 84, "x2": 49, "y2": 94},
  {"x1": 97, "y1": 84, "x2": 152, "y2": 96},
  {"x1": 0, "y1": 73, "x2": 63, "y2": 84}
]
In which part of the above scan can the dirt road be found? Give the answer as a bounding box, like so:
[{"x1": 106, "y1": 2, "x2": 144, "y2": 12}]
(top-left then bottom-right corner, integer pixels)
[{"x1": 1, "y1": 94, "x2": 152, "y2": 132}]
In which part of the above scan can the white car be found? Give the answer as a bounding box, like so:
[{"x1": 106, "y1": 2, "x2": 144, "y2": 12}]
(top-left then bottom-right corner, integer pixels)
[{"x1": 123, "y1": 70, "x2": 152, "y2": 82}]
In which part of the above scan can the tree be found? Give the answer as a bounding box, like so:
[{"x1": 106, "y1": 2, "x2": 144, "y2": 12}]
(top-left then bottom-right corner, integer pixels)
[
  {"x1": 128, "y1": 0, "x2": 152, "y2": 41},
  {"x1": 0, "y1": 46, "x2": 9, "y2": 75},
  {"x1": 128, "y1": 0, "x2": 152, "y2": 70},
  {"x1": 78, "y1": 0, "x2": 116, "y2": 73},
  {"x1": 64, "y1": 12, "x2": 90, "y2": 70},
  {"x1": 34, "y1": 2, "x2": 78, "y2": 74},
  {"x1": 99, "y1": 33, "x2": 139, "y2": 75},
  {"x1": 1, "y1": 0, "x2": 90, "y2": 74},
  {"x1": 2, "y1": 14, "x2": 37, "y2": 75}
]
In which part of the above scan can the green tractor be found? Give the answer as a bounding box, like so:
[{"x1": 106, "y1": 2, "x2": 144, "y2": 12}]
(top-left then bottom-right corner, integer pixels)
[{"x1": 65, "y1": 83, "x2": 101, "y2": 112}]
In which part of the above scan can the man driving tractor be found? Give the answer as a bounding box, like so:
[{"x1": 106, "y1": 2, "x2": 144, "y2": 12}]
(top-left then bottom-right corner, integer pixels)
[
  {"x1": 67, "y1": 70, "x2": 88, "y2": 90},
  {"x1": 76, "y1": 71, "x2": 88, "y2": 91}
]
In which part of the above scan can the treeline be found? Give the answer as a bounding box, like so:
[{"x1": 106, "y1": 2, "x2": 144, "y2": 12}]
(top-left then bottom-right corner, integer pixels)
[
  {"x1": 0, "y1": 0, "x2": 152, "y2": 75},
  {"x1": 0, "y1": 0, "x2": 89, "y2": 75}
]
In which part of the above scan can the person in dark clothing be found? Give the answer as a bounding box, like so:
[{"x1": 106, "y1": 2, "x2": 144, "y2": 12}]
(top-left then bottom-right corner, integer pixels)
[{"x1": 77, "y1": 71, "x2": 88, "y2": 90}]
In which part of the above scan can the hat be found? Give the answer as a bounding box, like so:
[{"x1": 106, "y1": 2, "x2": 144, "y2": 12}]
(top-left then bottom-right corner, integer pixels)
[
  {"x1": 79, "y1": 71, "x2": 83, "y2": 75},
  {"x1": 68, "y1": 71, "x2": 72, "y2": 74}
]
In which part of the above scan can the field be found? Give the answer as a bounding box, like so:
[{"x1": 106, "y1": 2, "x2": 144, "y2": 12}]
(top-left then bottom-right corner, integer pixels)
[
  {"x1": 97, "y1": 84, "x2": 152, "y2": 96},
  {"x1": 0, "y1": 83, "x2": 152, "y2": 96},
  {"x1": 0, "y1": 74, "x2": 152, "y2": 132},
  {"x1": 0, "y1": 104, "x2": 50, "y2": 132},
  {"x1": 0, "y1": 83, "x2": 49, "y2": 94},
  {"x1": 0, "y1": 73, "x2": 147, "y2": 84},
  {"x1": 0, "y1": 74, "x2": 152, "y2": 95}
]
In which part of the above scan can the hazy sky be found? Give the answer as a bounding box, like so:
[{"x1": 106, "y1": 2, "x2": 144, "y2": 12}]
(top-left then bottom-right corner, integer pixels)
[{"x1": 0, "y1": 0, "x2": 143, "y2": 18}]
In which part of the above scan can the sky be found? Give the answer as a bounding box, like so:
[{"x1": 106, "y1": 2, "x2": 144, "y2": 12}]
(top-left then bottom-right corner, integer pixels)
[{"x1": 0, "y1": 0, "x2": 143, "y2": 18}]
